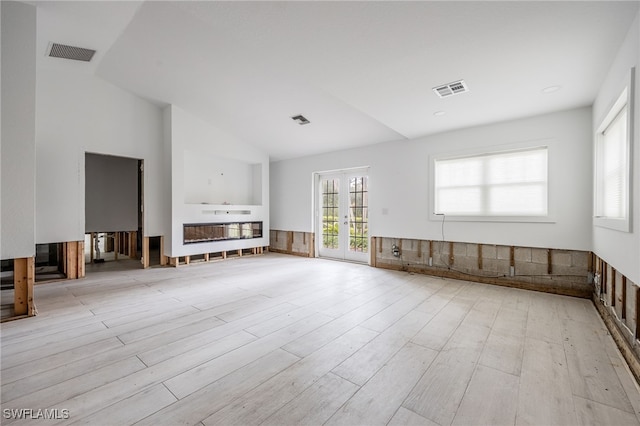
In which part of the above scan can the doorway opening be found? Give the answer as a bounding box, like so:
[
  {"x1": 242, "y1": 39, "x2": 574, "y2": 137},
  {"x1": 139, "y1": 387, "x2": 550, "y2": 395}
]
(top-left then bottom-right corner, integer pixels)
[{"x1": 85, "y1": 153, "x2": 144, "y2": 272}]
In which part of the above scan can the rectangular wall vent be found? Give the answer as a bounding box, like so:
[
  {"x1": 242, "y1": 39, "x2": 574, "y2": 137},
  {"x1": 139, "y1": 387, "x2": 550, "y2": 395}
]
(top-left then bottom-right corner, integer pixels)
[
  {"x1": 433, "y1": 80, "x2": 469, "y2": 98},
  {"x1": 48, "y1": 43, "x2": 96, "y2": 62}
]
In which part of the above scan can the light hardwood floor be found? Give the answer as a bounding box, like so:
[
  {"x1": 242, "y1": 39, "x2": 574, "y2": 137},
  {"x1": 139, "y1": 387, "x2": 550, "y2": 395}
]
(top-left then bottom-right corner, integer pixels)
[{"x1": 2, "y1": 253, "x2": 640, "y2": 425}]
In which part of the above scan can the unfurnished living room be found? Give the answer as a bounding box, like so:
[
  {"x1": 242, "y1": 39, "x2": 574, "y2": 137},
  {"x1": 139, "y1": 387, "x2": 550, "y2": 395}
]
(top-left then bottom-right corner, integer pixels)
[{"x1": 1, "y1": 1, "x2": 640, "y2": 425}]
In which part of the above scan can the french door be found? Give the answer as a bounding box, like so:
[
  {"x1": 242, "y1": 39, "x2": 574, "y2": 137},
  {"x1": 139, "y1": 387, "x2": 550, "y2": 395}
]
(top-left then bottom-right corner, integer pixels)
[{"x1": 317, "y1": 170, "x2": 369, "y2": 263}]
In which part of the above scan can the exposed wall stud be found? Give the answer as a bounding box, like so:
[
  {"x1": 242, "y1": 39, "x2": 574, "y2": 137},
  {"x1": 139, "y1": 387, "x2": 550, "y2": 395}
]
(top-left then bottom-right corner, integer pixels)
[
  {"x1": 143, "y1": 236, "x2": 150, "y2": 269},
  {"x1": 160, "y1": 236, "x2": 167, "y2": 266},
  {"x1": 66, "y1": 242, "x2": 78, "y2": 279},
  {"x1": 13, "y1": 257, "x2": 36, "y2": 317},
  {"x1": 90, "y1": 233, "x2": 95, "y2": 263},
  {"x1": 604, "y1": 263, "x2": 608, "y2": 298},
  {"x1": 510, "y1": 246, "x2": 515, "y2": 276},
  {"x1": 370, "y1": 237, "x2": 377, "y2": 267},
  {"x1": 622, "y1": 276, "x2": 627, "y2": 320},
  {"x1": 449, "y1": 241, "x2": 454, "y2": 265},
  {"x1": 310, "y1": 234, "x2": 315, "y2": 258},
  {"x1": 62, "y1": 242, "x2": 68, "y2": 276},
  {"x1": 611, "y1": 268, "x2": 617, "y2": 307},
  {"x1": 130, "y1": 231, "x2": 137, "y2": 259},
  {"x1": 636, "y1": 285, "x2": 640, "y2": 338},
  {"x1": 79, "y1": 241, "x2": 85, "y2": 278},
  {"x1": 428, "y1": 240, "x2": 434, "y2": 266}
]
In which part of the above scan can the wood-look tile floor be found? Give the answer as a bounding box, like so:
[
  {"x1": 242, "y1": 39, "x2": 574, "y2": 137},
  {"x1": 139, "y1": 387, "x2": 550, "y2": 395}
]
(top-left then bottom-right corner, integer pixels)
[{"x1": 2, "y1": 253, "x2": 640, "y2": 425}]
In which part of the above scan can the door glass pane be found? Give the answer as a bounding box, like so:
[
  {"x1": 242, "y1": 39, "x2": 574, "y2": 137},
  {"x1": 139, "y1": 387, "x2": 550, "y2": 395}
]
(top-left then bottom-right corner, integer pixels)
[
  {"x1": 322, "y1": 178, "x2": 339, "y2": 249},
  {"x1": 349, "y1": 176, "x2": 368, "y2": 253}
]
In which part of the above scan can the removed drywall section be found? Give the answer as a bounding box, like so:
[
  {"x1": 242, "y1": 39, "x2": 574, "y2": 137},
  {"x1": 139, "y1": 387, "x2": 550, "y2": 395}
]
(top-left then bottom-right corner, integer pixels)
[
  {"x1": 85, "y1": 153, "x2": 138, "y2": 233},
  {"x1": 373, "y1": 236, "x2": 591, "y2": 298},
  {"x1": 269, "y1": 230, "x2": 315, "y2": 257},
  {"x1": 1, "y1": 1, "x2": 36, "y2": 259},
  {"x1": 592, "y1": 253, "x2": 640, "y2": 384}
]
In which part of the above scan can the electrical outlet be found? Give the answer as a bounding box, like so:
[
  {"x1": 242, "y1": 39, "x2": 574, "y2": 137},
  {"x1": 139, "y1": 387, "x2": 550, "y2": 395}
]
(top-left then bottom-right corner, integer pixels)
[{"x1": 392, "y1": 244, "x2": 401, "y2": 257}]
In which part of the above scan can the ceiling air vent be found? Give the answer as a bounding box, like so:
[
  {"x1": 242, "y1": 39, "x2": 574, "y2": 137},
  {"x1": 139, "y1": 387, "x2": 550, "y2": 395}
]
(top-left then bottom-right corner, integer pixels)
[
  {"x1": 47, "y1": 42, "x2": 96, "y2": 62},
  {"x1": 291, "y1": 114, "x2": 310, "y2": 125},
  {"x1": 433, "y1": 80, "x2": 469, "y2": 98}
]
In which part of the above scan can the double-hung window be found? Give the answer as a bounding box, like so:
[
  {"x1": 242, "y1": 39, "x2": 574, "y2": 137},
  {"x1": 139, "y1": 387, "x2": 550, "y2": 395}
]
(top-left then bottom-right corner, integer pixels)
[
  {"x1": 434, "y1": 146, "x2": 548, "y2": 219},
  {"x1": 594, "y1": 71, "x2": 633, "y2": 232}
]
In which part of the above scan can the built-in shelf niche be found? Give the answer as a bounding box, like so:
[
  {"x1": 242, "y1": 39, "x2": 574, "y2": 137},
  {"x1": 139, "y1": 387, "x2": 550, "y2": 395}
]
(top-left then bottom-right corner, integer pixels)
[
  {"x1": 183, "y1": 222, "x2": 263, "y2": 244},
  {"x1": 183, "y1": 150, "x2": 262, "y2": 205}
]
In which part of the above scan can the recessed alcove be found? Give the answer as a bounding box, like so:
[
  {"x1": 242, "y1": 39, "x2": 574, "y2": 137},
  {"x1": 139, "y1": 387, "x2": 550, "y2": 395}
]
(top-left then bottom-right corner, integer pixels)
[{"x1": 183, "y1": 150, "x2": 262, "y2": 206}]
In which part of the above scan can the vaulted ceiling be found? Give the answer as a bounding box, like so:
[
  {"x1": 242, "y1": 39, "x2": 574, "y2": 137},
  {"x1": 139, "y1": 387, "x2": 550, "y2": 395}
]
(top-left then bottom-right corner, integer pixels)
[{"x1": 31, "y1": 1, "x2": 639, "y2": 160}]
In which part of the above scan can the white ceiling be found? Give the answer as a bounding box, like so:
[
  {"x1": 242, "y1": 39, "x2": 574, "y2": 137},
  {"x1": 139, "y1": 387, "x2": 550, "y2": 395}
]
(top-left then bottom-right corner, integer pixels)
[{"x1": 32, "y1": 1, "x2": 639, "y2": 161}]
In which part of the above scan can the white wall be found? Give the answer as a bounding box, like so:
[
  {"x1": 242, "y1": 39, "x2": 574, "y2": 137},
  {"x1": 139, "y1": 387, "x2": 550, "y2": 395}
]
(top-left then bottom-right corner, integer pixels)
[
  {"x1": 166, "y1": 105, "x2": 269, "y2": 257},
  {"x1": 183, "y1": 150, "x2": 257, "y2": 205},
  {"x1": 592, "y1": 12, "x2": 640, "y2": 284},
  {"x1": 271, "y1": 107, "x2": 593, "y2": 251},
  {"x1": 35, "y1": 68, "x2": 165, "y2": 244},
  {"x1": 85, "y1": 153, "x2": 138, "y2": 233},
  {"x1": 1, "y1": 1, "x2": 36, "y2": 259}
]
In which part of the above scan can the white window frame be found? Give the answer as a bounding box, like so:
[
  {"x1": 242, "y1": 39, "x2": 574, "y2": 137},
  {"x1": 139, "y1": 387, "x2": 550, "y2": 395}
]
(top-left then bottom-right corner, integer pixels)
[
  {"x1": 429, "y1": 142, "x2": 553, "y2": 223},
  {"x1": 594, "y1": 68, "x2": 634, "y2": 233}
]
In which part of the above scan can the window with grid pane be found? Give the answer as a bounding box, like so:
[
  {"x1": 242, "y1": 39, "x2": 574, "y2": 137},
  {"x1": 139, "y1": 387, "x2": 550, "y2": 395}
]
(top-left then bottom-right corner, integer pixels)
[
  {"x1": 434, "y1": 147, "x2": 548, "y2": 216},
  {"x1": 349, "y1": 177, "x2": 368, "y2": 253},
  {"x1": 322, "y1": 178, "x2": 340, "y2": 249}
]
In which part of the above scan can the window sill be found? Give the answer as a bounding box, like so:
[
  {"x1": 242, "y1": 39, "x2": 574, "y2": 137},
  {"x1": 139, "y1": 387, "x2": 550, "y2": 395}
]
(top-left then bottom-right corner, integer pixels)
[
  {"x1": 429, "y1": 214, "x2": 555, "y2": 224},
  {"x1": 594, "y1": 216, "x2": 630, "y2": 233}
]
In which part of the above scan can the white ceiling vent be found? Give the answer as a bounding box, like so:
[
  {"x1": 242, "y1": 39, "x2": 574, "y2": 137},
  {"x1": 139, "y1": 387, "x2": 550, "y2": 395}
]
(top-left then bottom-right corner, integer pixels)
[
  {"x1": 47, "y1": 43, "x2": 96, "y2": 62},
  {"x1": 291, "y1": 114, "x2": 310, "y2": 125},
  {"x1": 433, "y1": 80, "x2": 469, "y2": 98}
]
